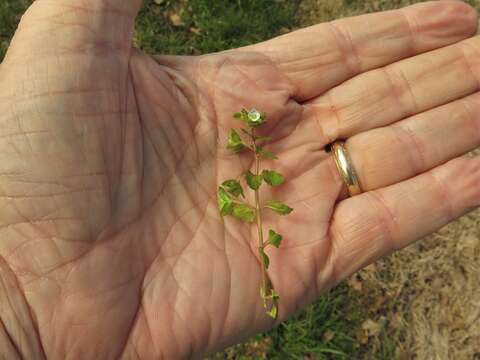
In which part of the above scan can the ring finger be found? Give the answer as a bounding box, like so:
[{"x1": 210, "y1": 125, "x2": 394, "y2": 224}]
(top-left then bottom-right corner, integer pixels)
[{"x1": 335, "y1": 92, "x2": 480, "y2": 192}]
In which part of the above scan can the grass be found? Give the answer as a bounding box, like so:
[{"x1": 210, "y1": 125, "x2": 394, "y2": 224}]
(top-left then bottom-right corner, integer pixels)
[
  {"x1": 0, "y1": 0, "x2": 31, "y2": 60},
  {"x1": 0, "y1": 0, "x2": 398, "y2": 359},
  {"x1": 134, "y1": 0, "x2": 298, "y2": 55},
  {"x1": 210, "y1": 284, "x2": 371, "y2": 360}
]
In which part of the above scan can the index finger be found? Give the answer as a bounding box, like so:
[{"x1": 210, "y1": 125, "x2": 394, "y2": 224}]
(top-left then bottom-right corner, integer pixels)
[{"x1": 246, "y1": 1, "x2": 477, "y2": 101}]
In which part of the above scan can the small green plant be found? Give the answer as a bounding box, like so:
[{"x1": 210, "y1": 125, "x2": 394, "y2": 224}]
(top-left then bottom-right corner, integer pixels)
[{"x1": 217, "y1": 108, "x2": 293, "y2": 319}]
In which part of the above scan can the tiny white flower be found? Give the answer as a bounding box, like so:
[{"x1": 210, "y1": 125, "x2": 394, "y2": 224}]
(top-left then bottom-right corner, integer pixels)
[{"x1": 248, "y1": 108, "x2": 262, "y2": 123}]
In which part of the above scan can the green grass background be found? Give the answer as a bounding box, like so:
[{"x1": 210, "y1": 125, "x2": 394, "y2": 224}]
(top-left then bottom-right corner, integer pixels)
[{"x1": 0, "y1": 0, "x2": 438, "y2": 358}]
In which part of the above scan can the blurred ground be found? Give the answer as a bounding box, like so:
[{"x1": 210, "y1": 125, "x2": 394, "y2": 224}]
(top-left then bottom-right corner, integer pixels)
[{"x1": 298, "y1": 1, "x2": 480, "y2": 359}]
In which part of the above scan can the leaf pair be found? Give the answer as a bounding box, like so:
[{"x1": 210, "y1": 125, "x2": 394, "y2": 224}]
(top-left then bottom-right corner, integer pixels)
[
  {"x1": 245, "y1": 169, "x2": 284, "y2": 191},
  {"x1": 227, "y1": 129, "x2": 278, "y2": 160},
  {"x1": 217, "y1": 182, "x2": 255, "y2": 223}
]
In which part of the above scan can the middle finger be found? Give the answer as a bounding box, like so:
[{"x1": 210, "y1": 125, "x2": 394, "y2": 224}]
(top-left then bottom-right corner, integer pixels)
[{"x1": 303, "y1": 35, "x2": 480, "y2": 144}]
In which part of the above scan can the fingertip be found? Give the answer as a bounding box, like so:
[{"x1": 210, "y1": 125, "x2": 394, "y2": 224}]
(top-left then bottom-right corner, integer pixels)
[
  {"x1": 405, "y1": 0, "x2": 478, "y2": 50},
  {"x1": 440, "y1": 0, "x2": 478, "y2": 35},
  {"x1": 435, "y1": 155, "x2": 480, "y2": 213}
]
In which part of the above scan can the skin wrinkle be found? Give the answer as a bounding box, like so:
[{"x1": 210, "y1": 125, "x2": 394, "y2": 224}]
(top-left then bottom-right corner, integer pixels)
[
  {"x1": 6, "y1": 199, "x2": 56, "y2": 244},
  {"x1": 128, "y1": 62, "x2": 146, "y2": 218},
  {"x1": 158, "y1": 200, "x2": 204, "y2": 260},
  {"x1": 308, "y1": 104, "x2": 333, "y2": 145},
  {"x1": 327, "y1": 91, "x2": 342, "y2": 142},
  {"x1": 58, "y1": 264, "x2": 140, "y2": 357},
  {"x1": 459, "y1": 42, "x2": 480, "y2": 91},
  {"x1": 214, "y1": 236, "x2": 232, "y2": 353},
  {"x1": 426, "y1": 170, "x2": 454, "y2": 222},
  {"x1": 170, "y1": 255, "x2": 212, "y2": 357},
  {"x1": 285, "y1": 256, "x2": 315, "y2": 317},
  {"x1": 379, "y1": 65, "x2": 414, "y2": 120},
  {"x1": 19, "y1": 7, "x2": 133, "y2": 49},
  {"x1": 140, "y1": 196, "x2": 209, "y2": 292},
  {"x1": 365, "y1": 191, "x2": 398, "y2": 251},
  {"x1": 13, "y1": 87, "x2": 116, "y2": 104},
  {"x1": 151, "y1": 108, "x2": 182, "y2": 165},
  {"x1": 122, "y1": 305, "x2": 152, "y2": 359},
  {"x1": 328, "y1": 21, "x2": 362, "y2": 75},
  {"x1": 169, "y1": 287, "x2": 195, "y2": 359},
  {"x1": 0, "y1": 317, "x2": 21, "y2": 359},
  {"x1": 0, "y1": 130, "x2": 50, "y2": 140},
  {"x1": 398, "y1": 8, "x2": 418, "y2": 56},
  {"x1": 461, "y1": 97, "x2": 480, "y2": 138},
  {"x1": 383, "y1": 64, "x2": 419, "y2": 116},
  {"x1": 13, "y1": 103, "x2": 34, "y2": 161},
  {"x1": 154, "y1": 108, "x2": 191, "y2": 167},
  {"x1": 141, "y1": 58, "x2": 197, "y2": 129},
  {"x1": 5, "y1": 45, "x2": 130, "y2": 67},
  {"x1": 4, "y1": 233, "x2": 89, "y2": 272},
  {"x1": 0, "y1": 257, "x2": 46, "y2": 359},
  {"x1": 4, "y1": 217, "x2": 83, "y2": 230},
  {"x1": 0, "y1": 268, "x2": 27, "y2": 355},
  {"x1": 392, "y1": 123, "x2": 427, "y2": 172},
  {"x1": 154, "y1": 269, "x2": 184, "y2": 357},
  {"x1": 1, "y1": 188, "x2": 99, "y2": 199},
  {"x1": 159, "y1": 66, "x2": 197, "y2": 123},
  {"x1": 324, "y1": 221, "x2": 342, "y2": 292},
  {"x1": 260, "y1": 96, "x2": 302, "y2": 145},
  {"x1": 98, "y1": 112, "x2": 114, "y2": 221}
]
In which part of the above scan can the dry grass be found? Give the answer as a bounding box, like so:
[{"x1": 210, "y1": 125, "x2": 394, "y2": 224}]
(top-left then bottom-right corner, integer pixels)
[{"x1": 298, "y1": 1, "x2": 480, "y2": 359}]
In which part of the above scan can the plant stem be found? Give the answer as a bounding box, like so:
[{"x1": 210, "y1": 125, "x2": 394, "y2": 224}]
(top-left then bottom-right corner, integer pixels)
[{"x1": 252, "y1": 129, "x2": 270, "y2": 308}]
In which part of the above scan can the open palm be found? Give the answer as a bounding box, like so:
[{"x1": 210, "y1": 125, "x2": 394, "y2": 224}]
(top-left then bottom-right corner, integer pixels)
[{"x1": 1, "y1": 1, "x2": 479, "y2": 359}]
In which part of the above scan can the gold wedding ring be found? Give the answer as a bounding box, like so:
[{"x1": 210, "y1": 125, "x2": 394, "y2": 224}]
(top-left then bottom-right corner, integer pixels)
[{"x1": 331, "y1": 141, "x2": 362, "y2": 197}]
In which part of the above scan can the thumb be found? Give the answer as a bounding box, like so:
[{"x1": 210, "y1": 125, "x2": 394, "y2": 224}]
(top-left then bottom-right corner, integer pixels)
[{"x1": 4, "y1": 0, "x2": 143, "y2": 63}]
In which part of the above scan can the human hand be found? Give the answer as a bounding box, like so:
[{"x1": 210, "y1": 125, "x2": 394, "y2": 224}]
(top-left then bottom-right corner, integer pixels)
[{"x1": 0, "y1": 1, "x2": 479, "y2": 358}]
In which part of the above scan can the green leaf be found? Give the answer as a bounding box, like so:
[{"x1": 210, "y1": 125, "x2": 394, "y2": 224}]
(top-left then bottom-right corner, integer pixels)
[
  {"x1": 217, "y1": 187, "x2": 233, "y2": 216},
  {"x1": 257, "y1": 147, "x2": 278, "y2": 160},
  {"x1": 245, "y1": 170, "x2": 263, "y2": 190},
  {"x1": 233, "y1": 109, "x2": 249, "y2": 123},
  {"x1": 232, "y1": 204, "x2": 255, "y2": 223},
  {"x1": 227, "y1": 129, "x2": 245, "y2": 153},
  {"x1": 221, "y1": 179, "x2": 244, "y2": 198},
  {"x1": 262, "y1": 170, "x2": 284, "y2": 186},
  {"x1": 266, "y1": 304, "x2": 278, "y2": 319},
  {"x1": 261, "y1": 251, "x2": 270, "y2": 269},
  {"x1": 268, "y1": 229, "x2": 283, "y2": 248},
  {"x1": 265, "y1": 200, "x2": 293, "y2": 215}
]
